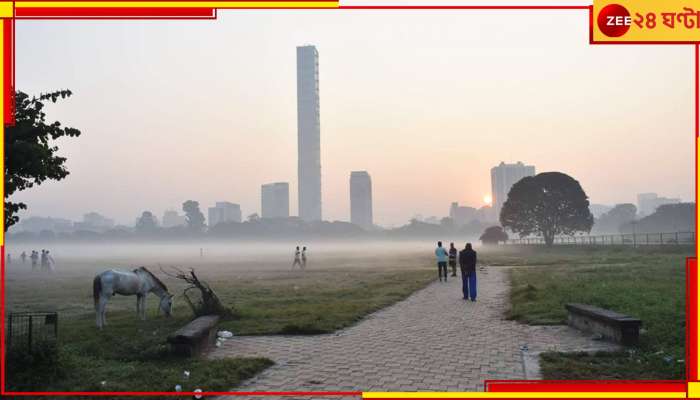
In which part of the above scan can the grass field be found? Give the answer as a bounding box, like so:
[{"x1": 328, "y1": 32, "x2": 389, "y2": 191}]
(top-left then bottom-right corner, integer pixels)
[
  {"x1": 488, "y1": 244, "x2": 691, "y2": 380},
  {"x1": 5, "y1": 242, "x2": 436, "y2": 395}
]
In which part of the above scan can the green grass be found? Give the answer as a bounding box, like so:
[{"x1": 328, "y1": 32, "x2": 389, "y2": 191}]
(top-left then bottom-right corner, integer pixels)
[
  {"x1": 502, "y1": 245, "x2": 691, "y2": 380},
  {"x1": 6, "y1": 251, "x2": 435, "y2": 395}
]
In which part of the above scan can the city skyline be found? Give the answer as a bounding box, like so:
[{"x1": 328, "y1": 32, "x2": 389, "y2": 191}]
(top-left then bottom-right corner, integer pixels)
[{"x1": 10, "y1": 11, "x2": 694, "y2": 226}]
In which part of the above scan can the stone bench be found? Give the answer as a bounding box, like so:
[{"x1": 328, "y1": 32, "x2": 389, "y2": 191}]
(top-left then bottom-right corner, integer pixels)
[
  {"x1": 167, "y1": 315, "x2": 220, "y2": 357},
  {"x1": 565, "y1": 303, "x2": 641, "y2": 346}
]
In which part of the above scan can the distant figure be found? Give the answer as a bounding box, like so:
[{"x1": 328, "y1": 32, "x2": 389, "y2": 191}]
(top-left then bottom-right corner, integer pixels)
[
  {"x1": 301, "y1": 246, "x2": 307, "y2": 269},
  {"x1": 20, "y1": 251, "x2": 26, "y2": 265},
  {"x1": 6, "y1": 253, "x2": 11, "y2": 265},
  {"x1": 459, "y1": 243, "x2": 477, "y2": 301},
  {"x1": 41, "y1": 250, "x2": 49, "y2": 271},
  {"x1": 45, "y1": 250, "x2": 55, "y2": 272},
  {"x1": 30, "y1": 250, "x2": 38, "y2": 270},
  {"x1": 448, "y1": 242, "x2": 457, "y2": 277},
  {"x1": 435, "y1": 241, "x2": 448, "y2": 282},
  {"x1": 292, "y1": 246, "x2": 302, "y2": 269}
]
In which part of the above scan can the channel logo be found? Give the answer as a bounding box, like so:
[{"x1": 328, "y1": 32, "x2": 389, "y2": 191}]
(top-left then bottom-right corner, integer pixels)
[{"x1": 597, "y1": 3, "x2": 631, "y2": 37}]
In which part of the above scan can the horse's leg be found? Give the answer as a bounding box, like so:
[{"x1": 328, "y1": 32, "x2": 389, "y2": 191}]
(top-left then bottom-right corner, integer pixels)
[
  {"x1": 98, "y1": 296, "x2": 108, "y2": 328},
  {"x1": 141, "y1": 295, "x2": 147, "y2": 320}
]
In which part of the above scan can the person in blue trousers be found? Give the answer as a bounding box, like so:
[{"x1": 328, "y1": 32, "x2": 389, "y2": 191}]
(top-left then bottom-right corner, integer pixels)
[{"x1": 458, "y1": 243, "x2": 477, "y2": 301}]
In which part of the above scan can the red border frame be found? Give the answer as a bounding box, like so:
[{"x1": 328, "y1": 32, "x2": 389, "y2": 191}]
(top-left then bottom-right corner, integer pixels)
[{"x1": 1, "y1": 2, "x2": 697, "y2": 397}]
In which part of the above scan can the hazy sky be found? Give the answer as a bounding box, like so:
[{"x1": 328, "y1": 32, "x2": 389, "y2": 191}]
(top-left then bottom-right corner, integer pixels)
[{"x1": 13, "y1": 9, "x2": 694, "y2": 227}]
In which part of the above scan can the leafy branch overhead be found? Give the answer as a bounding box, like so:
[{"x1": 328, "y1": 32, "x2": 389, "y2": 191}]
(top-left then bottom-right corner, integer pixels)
[{"x1": 4, "y1": 90, "x2": 81, "y2": 230}]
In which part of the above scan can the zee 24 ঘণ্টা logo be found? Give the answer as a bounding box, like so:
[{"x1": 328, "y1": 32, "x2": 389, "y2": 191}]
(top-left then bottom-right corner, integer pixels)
[{"x1": 596, "y1": 1, "x2": 700, "y2": 40}]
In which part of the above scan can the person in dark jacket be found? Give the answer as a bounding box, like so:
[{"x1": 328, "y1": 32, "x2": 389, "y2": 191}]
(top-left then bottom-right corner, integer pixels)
[
  {"x1": 458, "y1": 243, "x2": 477, "y2": 301},
  {"x1": 448, "y1": 243, "x2": 458, "y2": 277}
]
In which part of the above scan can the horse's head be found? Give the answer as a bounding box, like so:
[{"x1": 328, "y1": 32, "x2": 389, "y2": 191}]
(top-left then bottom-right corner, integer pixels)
[{"x1": 159, "y1": 294, "x2": 174, "y2": 317}]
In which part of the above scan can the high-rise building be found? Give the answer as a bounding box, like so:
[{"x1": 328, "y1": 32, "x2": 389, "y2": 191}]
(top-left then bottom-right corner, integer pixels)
[
  {"x1": 162, "y1": 210, "x2": 186, "y2": 228},
  {"x1": 637, "y1": 193, "x2": 681, "y2": 217},
  {"x1": 350, "y1": 171, "x2": 373, "y2": 229},
  {"x1": 261, "y1": 182, "x2": 290, "y2": 219},
  {"x1": 297, "y1": 45, "x2": 322, "y2": 221},
  {"x1": 449, "y1": 202, "x2": 477, "y2": 226},
  {"x1": 207, "y1": 202, "x2": 242, "y2": 227},
  {"x1": 491, "y1": 161, "x2": 536, "y2": 219}
]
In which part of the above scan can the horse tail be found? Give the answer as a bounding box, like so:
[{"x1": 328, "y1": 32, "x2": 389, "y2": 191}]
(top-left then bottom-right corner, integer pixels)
[{"x1": 93, "y1": 275, "x2": 101, "y2": 311}]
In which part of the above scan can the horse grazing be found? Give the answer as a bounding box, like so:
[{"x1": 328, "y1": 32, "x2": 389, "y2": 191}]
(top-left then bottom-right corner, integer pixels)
[{"x1": 93, "y1": 266, "x2": 173, "y2": 329}]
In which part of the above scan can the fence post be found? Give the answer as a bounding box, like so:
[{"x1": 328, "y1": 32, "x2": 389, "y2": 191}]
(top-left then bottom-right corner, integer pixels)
[{"x1": 28, "y1": 315, "x2": 33, "y2": 351}]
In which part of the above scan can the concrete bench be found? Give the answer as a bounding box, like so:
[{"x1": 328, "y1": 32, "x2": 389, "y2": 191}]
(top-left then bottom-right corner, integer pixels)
[
  {"x1": 167, "y1": 315, "x2": 220, "y2": 357},
  {"x1": 565, "y1": 303, "x2": 641, "y2": 346}
]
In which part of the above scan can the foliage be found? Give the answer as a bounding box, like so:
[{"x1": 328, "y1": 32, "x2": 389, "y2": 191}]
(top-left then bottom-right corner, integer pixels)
[
  {"x1": 500, "y1": 172, "x2": 594, "y2": 246},
  {"x1": 4, "y1": 90, "x2": 81, "y2": 230},
  {"x1": 135, "y1": 211, "x2": 158, "y2": 233},
  {"x1": 620, "y1": 203, "x2": 695, "y2": 234},
  {"x1": 479, "y1": 225, "x2": 508, "y2": 245},
  {"x1": 593, "y1": 203, "x2": 637, "y2": 234},
  {"x1": 182, "y1": 200, "x2": 205, "y2": 232}
]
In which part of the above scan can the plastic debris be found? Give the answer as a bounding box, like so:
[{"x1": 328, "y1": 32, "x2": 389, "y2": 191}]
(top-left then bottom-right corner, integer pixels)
[
  {"x1": 664, "y1": 356, "x2": 673, "y2": 364},
  {"x1": 194, "y1": 388, "x2": 203, "y2": 399},
  {"x1": 100, "y1": 381, "x2": 106, "y2": 386},
  {"x1": 520, "y1": 344, "x2": 529, "y2": 352},
  {"x1": 217, "y1": 331, "x2": 234, "y2": 339},
  {"x1": 183, "y1": 370, "x2": 190, "y2": 380},
  {"x1": 175, "y1": 384, "x2": 182, "y2": 392},
  {"x1": 591, "y1": 333, "x2": 603, "y2": 341}
]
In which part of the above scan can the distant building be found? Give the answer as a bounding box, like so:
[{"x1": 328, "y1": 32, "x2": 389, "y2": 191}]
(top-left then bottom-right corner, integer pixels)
[
  {"x1": 449, "y1": 202, "x2": 477, "y2": 226},
  {"x1": 637, "y1": 193, "x2": 681, "y2": 217},
  {"x1": 491, "y1": 161, "x2": 536, "y2": 218},
  {"x1": 261, "y1": 182, "x2": 290, "y2": 219},
  {"x1": 590, "y1": 204, "x2": 613, "y2": 219},
  {"x1": 350, "y1": 171, "x2": 373, "y2": 229},
  {"x1": 162, "y1": 210, "x2": 186, "y2": 228},
  {"x1": 74, "y1": 212, "x2": 115, "y2": 232},
  {"x1": 297, "y1": 45, "x2": 322, "y2": 222},
  {"x1": 208, "y1": 202, "x2": 242, "y2": 227}
]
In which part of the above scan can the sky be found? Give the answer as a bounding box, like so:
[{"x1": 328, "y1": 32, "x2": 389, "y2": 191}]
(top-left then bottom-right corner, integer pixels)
[{"x1": 12, "y1": 9, "x2": 695, "y2": 227}]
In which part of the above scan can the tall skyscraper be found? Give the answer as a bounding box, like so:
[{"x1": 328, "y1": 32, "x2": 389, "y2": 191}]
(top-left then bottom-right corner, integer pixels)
[
  {"x1": 491, "y1": 161, "x2": 536, "y2": 219},
  {"x1": 207, "y1": 202, "x2": 242, "y2": 227},
  {"x1": 297, "y1": 45, "x2": 322, "y2": 221},
  {"x1": 261, "y1": 182, "x2": 290, "y2": 218},
  {"x1": 350, "y1": 171, "x2": 373, "y2": 229}
]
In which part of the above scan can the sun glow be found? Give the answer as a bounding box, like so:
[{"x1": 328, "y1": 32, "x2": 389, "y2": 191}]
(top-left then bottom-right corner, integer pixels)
[{"x1": 483, "y1": 194, "x2": 492, "y2": 205}]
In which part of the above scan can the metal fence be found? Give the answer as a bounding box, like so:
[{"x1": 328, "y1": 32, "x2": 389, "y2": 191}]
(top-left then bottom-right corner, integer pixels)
[
  {"x1": 505, "y1": 231, "x2": 695, "y2": 246},
  {"x1": 6, "y1": 312, "x2": 58, "y2": 353}
]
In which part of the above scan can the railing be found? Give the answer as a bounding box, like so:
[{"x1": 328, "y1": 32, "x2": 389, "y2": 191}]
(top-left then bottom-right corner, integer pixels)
[
  {"x1": 6, "y1": 312, "x2": 58, "y2": 353},
  {"x1": 505, "y1": 231, "x2": 695, "y2": 246}
]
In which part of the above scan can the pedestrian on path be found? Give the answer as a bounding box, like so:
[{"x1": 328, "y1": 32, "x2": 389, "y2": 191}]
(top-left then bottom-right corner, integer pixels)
[
  {"x1": 435, "y1": 241, "x2": 449, "y2": 282},
  {"x1": 292, "y1": 246, "x2": 303, "y2": 270},
  {"x1": 459, "y1": 243, "x2": 477, "y2": 301},
  {"x1": 448, "y1": 242, "x2": 458, "y2": 277}
]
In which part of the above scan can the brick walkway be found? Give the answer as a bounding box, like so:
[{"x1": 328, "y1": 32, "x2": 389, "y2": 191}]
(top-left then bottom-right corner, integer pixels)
[{"x1": 211, "y1": 267, "x2": 617, "y2": 398}]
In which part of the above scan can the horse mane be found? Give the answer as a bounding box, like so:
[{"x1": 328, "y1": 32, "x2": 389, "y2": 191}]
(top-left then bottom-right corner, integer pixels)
[{"x1": 135, "y1": 266, "x2": 169, "y2": 292}]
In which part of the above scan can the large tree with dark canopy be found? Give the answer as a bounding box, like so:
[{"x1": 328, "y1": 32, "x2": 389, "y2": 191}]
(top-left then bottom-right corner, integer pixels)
[
  {"x1": 182, "y1": 200, "x2": 206, "y2": 232},
  {"x1": 500, "y1": 172, "x2": 593, "y2": 246},
  {"x1": 4, "y1": 90, "x2": 81, "y2": 230}
]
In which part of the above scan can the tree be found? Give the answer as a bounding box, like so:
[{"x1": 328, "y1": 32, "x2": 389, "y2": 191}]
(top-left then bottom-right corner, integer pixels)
[
  {"x1": 500, "y1": 172, "x2": 593, "y2": 246},
  {"x1": 182, "y1": 200, "x2": 205, "y2": 232},
  {"x1": 135, "y1": 211, "x2": 158, "y2": 233},
  {"x1": 5, "y1": 90, "x2": 81, "y2": 230},
  {"x1": 593, "y1": 203, "x2": 637, "y2": 233},
  {"x1": 479, "y1": 226, "x2": 508, "y2": 245}
]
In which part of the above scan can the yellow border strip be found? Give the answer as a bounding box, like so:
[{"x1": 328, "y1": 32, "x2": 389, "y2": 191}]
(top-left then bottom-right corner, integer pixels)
[
  {"x1": 362, "y1": 392, "x2": 687, "y2": 399},
  {"x1": 15, "y1": 1, "x2": 338, "y2": 8}
]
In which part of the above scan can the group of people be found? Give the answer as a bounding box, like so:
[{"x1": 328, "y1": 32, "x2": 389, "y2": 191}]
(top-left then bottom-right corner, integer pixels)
[
  {"x1": 8, "y1": 250, "x2": 55, "y2": 272},
  {"x1": 292, "y1": 246, "x2": 308, "y2": 270},
  {"x1": 435, "y1": 241, "x2": 477, "y2": 302}
]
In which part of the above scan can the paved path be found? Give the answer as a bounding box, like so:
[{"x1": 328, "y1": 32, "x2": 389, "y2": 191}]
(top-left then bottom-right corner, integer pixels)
[{"x1": 211, "y1": 267, "x2": 617, "y2": 398}]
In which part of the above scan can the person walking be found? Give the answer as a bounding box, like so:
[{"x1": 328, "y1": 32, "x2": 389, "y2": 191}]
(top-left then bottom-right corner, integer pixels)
[
  {"x1": 459, "y1": 243, "x2": 477, "y2": 301},
  {"x1": 301, "y1": 246, "x2": 307, "y2": 269},
  {"x1": 40, "y1": 250, "x2": 49, "y2": 272},
  {"x1": 448, "y1": 242, "x2": 458, "y2": 277},
  {"x1": 292, "y1": 246, "x2": 302, "y2": 270},
  {"x1": 30, "y1": 250, "x2": 38, "y2": 271},
  {"x1": 20, "y1": 251, "x2": 26, "y2": 265},
  {"x1": 435, "y1": 241, "x2": 449, "y2": 282}
]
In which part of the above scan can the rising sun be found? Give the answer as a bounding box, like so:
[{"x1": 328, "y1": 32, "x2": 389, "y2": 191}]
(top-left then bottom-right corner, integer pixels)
[{"x1": 483, "y1": 194, "x2": 492, "y2": 205}]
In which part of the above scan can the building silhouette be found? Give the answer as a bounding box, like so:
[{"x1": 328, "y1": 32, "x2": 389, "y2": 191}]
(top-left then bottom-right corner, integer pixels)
[
  {"x1": 162, "y1": 210, "x2": 186, "y2": 228},
  {"x1": 491, "y1": 161, "x2": 536, "y2": 219},
  {"x1": 350, "y1": 171, "x2": 373, "y2": 229},
  {"x1": 261, "y1": 182, "x2": 290, "y2": 218},
  {"x1": 637, "y1": 193, "x2": 681, "y2": 217},
  {"x1": 207, "y1": 202, "x2": 242, "y2": 228},
  {"x1": 297, "y1": 45, "x2": 322, "y2": 221}
]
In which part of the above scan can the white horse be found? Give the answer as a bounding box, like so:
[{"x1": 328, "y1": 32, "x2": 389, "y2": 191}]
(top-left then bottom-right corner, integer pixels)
[{"x1": 93, "y1": 266, "x2": 173, "y2": 329}]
